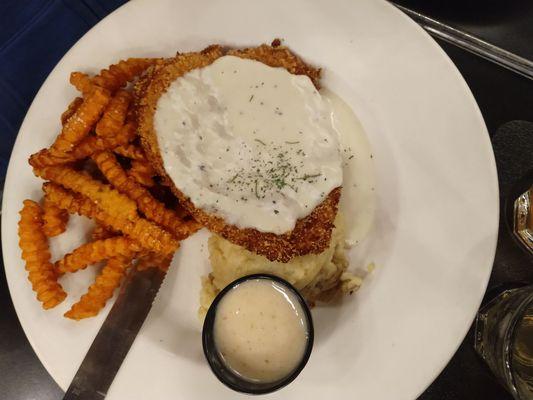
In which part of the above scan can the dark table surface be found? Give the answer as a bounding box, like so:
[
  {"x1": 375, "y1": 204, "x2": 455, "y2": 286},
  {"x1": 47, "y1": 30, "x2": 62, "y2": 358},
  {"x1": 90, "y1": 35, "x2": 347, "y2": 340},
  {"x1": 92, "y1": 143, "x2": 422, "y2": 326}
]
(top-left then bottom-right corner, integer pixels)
[{"x1": 1, "y1": 1, "x2": 533, "y2": 399}]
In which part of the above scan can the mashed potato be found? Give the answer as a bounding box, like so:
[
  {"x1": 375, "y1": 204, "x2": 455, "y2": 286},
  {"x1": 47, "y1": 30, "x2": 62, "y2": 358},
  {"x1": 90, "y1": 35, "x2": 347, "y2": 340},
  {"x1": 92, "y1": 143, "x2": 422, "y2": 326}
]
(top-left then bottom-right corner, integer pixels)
[{"x1": 199, "y1": 215, "x2": 362, "y2": 317}]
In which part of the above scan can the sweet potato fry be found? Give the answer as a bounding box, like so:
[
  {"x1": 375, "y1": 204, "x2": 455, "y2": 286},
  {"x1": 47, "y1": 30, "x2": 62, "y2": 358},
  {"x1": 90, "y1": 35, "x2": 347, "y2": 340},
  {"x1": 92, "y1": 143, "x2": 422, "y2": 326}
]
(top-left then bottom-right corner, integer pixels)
[
  {"x1": 91, "y1": 223, "x2": 117, "y2": 241},
  {"x1": 93, "y1": 151, "x2": 201, "y2": 239},
  {"x1": 137, "y1": 252, "x2": 173, "y2": 272},
  {"x1": 70, "y1": 72, "x2": 93, "y2": 96},
  {"x1": 50, "y1": 86, "x2": 111, "y2": 156},
  {"x1": 42, "y1": 198, "x2": 68, "y2": 237},
  {"x1": 128, "y1": 160, "x2": 155, "y2": 187},
  {"x1": 29, "y1": 112, "x2": 132, "y2": 168},
  {"x1": 29, "y1": 148, "x2": 71, "y2": 169},
  {"x1": 113, "y1": 144, "x2": 147, "y2": 161},
  {"x1": 35, "y1": 164, "x2": 138, "y2": 221},
  {"x1": 64, "y1": 256, "x2": 132, "y2": 320},
  {"x1": 19, "y1": 55, "x2": 211, "y2": 318},
  {"x1": 95, "y1": 90, "x2": 131, "y2": 138},
  {"x1": 92, "y1": 58, "x2": 157, "y2": 92},
  {"x1": 56, "y1": 236, "x2": 141, "y2": 274},
  {"x1": 43, "y1": 183, "x2": 179, "y2": 254},
  {"x1": 18, "y1": 200, "x2": 66, "y2": 309},
  {"x1": 60, "y1": 97, "x2": 84, "y2": 125},
  {"x1": 70, "y1": 122, "x2": 137, "y2": 160}
]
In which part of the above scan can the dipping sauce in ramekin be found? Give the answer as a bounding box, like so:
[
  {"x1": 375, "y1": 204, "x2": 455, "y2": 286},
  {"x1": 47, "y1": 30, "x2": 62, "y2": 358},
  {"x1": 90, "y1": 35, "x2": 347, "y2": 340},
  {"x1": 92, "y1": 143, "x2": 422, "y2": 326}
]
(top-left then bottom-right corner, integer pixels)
[{"x1": 202, "y1": 274, "x2": 313, "y2": 394}]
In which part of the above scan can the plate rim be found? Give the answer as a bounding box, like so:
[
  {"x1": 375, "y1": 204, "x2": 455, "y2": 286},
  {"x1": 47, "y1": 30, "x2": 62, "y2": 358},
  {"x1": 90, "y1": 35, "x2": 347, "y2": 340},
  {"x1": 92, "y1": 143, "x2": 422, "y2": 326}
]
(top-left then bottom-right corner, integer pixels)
[
  {"x1": 382, "y1": 3, "x2": 499, "y2": 397},
  {"x1": 1, "y1": 0, "x2": 500, "y2": 398}
]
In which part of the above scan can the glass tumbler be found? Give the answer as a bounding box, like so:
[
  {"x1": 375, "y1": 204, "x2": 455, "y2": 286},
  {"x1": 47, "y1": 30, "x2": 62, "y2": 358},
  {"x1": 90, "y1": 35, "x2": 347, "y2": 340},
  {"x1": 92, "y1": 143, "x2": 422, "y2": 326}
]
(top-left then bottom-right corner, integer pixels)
[{"x1": 475, "y1": 286, "x2": 533, "y2": 399}]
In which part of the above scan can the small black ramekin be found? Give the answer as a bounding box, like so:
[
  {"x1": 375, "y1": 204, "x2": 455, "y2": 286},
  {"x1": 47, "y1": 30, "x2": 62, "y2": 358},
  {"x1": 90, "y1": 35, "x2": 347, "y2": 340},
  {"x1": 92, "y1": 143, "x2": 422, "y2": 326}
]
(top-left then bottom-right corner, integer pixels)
[{"x1": 202, "y1": 274, "x2": 314, "y2": 395}]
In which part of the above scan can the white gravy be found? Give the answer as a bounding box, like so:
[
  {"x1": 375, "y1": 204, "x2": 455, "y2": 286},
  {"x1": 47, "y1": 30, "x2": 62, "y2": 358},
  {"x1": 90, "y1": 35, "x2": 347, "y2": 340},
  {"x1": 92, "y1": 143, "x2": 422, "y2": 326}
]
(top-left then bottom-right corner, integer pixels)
[
  {"x1": 214, "y1": 279, "x2": 308, "y2": 383},
  {"x1": 322, "y1": 89, "x2": 376, "y2": 246},
  {"x1": 154, "y1": 55, "x2": 342, "y2": 234}
]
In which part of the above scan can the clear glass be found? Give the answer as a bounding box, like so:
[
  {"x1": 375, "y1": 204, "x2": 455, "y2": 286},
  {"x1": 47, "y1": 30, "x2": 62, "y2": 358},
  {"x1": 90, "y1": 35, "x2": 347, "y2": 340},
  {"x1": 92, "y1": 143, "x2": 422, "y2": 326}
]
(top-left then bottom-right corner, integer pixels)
[
  {"x1": 514, "y1": 186, "x2": 533, "y2": 255},
  {"x1": 475, "y1": 286, "x2": 533, "y2": 399}
]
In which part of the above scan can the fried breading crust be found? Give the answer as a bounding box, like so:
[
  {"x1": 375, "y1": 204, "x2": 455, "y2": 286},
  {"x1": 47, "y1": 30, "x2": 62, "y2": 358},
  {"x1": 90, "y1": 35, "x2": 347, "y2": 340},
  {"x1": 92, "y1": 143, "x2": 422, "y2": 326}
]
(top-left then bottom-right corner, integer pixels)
[{"x1": 135, "y1": 42, "x2": 340, "y2": 262}]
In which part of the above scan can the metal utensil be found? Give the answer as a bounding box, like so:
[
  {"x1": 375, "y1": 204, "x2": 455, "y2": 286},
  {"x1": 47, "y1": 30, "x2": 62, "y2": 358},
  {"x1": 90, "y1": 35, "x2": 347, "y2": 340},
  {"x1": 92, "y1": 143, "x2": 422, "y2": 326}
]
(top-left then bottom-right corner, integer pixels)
[
  {"x1": 62, "y1": 266, "x2": 166, "y2": 400},
  {"x1": 392, "y1": 3, "x2": 533, "y2": 81}
]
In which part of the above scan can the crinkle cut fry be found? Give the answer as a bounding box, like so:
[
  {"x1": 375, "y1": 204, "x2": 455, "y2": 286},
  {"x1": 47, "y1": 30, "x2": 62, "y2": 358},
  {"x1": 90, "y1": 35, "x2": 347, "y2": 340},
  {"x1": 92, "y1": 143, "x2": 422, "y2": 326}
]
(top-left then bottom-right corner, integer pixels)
[
  {"x1": 55, "y1": 236, "x2": 141, "y2": 274},
  {"x1": 70, "y1": 122, "x2": 137, "y2": 160},
  {"x1": 29, "y1": 148, "x2": 72, "y2": 169},
  {"x1": 92, "y1": 151, "x2": 201, "y2": 239},
  {"x1": 137, "y1": 252, "x2": 173, "y2": 272},
  {"x1": 91, "y1": 223, "x2": 117, "y2": 241},
  {"x1": 42, "y1": 183, "x2": 179, "y2": 254},
  {"x1": 60, "y1": 97, "x2": 84, "y2": 125},
  {"x1": 34, "y1": 164, "x2": 138, "y2": 221},
  {"x1": 128, "y1": 160, "x2": 155, "y2": 187},
  {"x1": 113, "y1": 144, "x2": 147, "y2": 161},
  {"x1": 28, "y1": 122, "x2": 136, "y2": 169},
  {"x1": 42, "y1": 198, "x2": 68, "y2": 237},
  {"x1": 18, "y1": 200, "x2": 66, "y2": 309},
  {"x1": 95, "y1": 89, "x2": 132, "y2": 138},
  {"x1": 70, "y1": 72, "x2": 93, "y2": 96},
  {"x1": 92, "y1": 58, "x2": 158, "y2": 92},
  {"x1": 64, "y1": 256, "x2": 132, "y2": 320},
  {"x1": 50, "y1": 86, "x2": 111, "y2": 156}
]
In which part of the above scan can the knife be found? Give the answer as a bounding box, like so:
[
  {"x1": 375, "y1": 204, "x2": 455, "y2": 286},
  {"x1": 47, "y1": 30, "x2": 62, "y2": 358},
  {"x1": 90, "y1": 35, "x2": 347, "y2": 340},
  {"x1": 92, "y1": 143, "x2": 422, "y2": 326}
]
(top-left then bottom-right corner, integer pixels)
[{"x1": 62, "y1": 266, "x2": 166, "y2": 400}]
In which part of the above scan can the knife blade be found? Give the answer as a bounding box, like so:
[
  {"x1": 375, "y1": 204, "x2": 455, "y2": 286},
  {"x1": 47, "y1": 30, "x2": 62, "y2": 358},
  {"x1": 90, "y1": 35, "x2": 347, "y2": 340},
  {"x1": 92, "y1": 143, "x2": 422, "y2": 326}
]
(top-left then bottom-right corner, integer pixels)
[{"x1": 62, "y1": 266, "x2": 166, "y2": 400}]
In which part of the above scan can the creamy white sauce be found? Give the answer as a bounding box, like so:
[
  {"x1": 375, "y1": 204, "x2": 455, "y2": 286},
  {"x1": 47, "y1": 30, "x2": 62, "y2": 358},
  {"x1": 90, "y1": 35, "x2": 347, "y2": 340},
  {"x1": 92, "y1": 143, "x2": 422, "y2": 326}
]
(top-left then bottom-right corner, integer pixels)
[
  {"x1": 154, "y1": 55, "x2": 342, "y2": 234},
  {"x1": 214, "y1": 279, "x2": 308, "y2": 383},
  {"x1": 322, "y1": 90, "x2": 376, "y2": 246}
]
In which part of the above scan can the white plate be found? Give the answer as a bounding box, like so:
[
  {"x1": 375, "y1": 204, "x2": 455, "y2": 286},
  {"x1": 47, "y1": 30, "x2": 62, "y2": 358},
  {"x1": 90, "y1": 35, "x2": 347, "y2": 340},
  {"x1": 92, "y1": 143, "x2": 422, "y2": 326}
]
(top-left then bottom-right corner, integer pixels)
[{"x1": 1, "y1": 0, "x2": 499, "y2": 399}]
